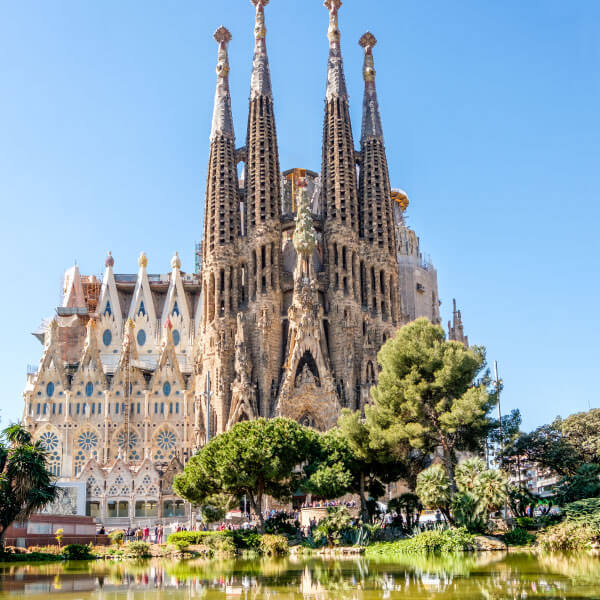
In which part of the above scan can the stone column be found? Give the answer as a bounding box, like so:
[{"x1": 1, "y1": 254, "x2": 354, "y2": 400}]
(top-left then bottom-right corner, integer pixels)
[
  {"x1": 224, "y1": 268, "x2": 231, "y2": 316},
  {"x1": 266, "y1": 243, "x2": 272, "y2": 290}
]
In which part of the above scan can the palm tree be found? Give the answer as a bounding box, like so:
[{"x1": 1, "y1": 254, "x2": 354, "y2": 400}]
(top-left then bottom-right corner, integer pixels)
[
  {"x1": 473, "y1": 469, "x2": 508, "y2": 513},
  {"x1": 455, "y1": 458, "x2": 486, "y2": 493},
  {"x1": 416, "y1": 464, "x2": 453, "y2": 523},
  {"x1": 0, "y1": 424, "x2": 60, "y2": 549}
]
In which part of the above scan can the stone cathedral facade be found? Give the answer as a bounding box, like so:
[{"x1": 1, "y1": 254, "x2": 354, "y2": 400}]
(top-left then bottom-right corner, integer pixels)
[{"x1": 22, "y1": 0, "x2": 468, "y2": 525}]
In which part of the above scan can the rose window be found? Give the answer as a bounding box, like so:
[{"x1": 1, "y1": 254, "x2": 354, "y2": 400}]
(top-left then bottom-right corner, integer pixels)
[
  {"x1": 117, "y1": 431, "x2": 138, "y2": 450},
  {"x1": 78, "y1": 431, "x2": 98, "y2": 451},
  {"x1": 157, "y1": 430, "x2": 176, "y2": 451},
  {"x1": 142, "y1": 475, "x2": 151, "y2": 486},
  {"x1": 115, "y1": 475, "x2": 124, "y2": 485},
  {"x1": 108, "y1": 485, "x2": 118, "y2": 496},
  {"x1": 39, "y1": 431, "x2": 59, "y2": 451}
]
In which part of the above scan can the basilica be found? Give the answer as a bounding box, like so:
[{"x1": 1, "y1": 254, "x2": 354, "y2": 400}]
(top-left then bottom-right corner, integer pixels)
[{"x1": 22, "y1": 0, "x2": 468, "y2": 526}]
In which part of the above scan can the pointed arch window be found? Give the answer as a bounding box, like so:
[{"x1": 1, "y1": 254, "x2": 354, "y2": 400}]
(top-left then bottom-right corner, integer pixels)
[
  {"x1": 172, "y1": 301, "x2": 180, "y2": 317},
  {"x1": 138, "y1": 301, "x2": 146, "y2": 317},
  {"x1": 104, "y1": 301, "x2": 112, "y2": 316}
]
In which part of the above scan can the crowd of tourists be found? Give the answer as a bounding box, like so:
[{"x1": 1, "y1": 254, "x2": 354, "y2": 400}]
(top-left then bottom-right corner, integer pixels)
[{"x1": 124, "y1": 524, "x2": 164, "y2": 543}]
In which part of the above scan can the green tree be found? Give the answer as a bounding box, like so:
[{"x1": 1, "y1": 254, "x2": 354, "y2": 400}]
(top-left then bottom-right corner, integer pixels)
[
  {"x1": 417, "y1": 459, "x2": 508, "y2": 530},
  {"x1": 560, "y1": 409, "x2": 600, "y2": 465},
  {"x1": 174, "y1": 418, "x2": 314, "y2": 531},
  {"x1": 416, "y1": 464, "x2": 453, "y2": 523},
  {"x1": 455, "y1": 458, "x2": 486, "y2": 493},
  {"x1": 500, "y1": 423, "x2": 581, "y2": 479},
  {"x1": 303, "y1": 411, "x2": 403, "y2": 522},
  {"x1": 555, "y1": 463, "x2": 600, "y2": 504},
  {"x1": 313, "y1": 506, "x2": 353, "y2": 547},
  {"x1": 0, "y1": 424, "x2": 60, "y2": 548},
  {"x1": 371, "y1": 319, "x2": 495, "y2": 489},
  {"x1": 473, "y1": 468, "x2": 507, "y2": 513}
]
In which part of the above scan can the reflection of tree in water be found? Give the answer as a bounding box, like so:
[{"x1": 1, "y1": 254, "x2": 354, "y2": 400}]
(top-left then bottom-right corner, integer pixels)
[{"x1": 3, "y1": 553, "x2": 600, "y2": 598}]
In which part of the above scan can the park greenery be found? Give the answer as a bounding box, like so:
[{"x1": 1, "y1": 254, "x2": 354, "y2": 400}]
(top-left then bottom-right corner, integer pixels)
[
  {"x1": 172, "y1": 318, "x2": 600, "y2": 554},
  {"x1": 5, "y1": 319, "x2": 600, "y2": 559}
]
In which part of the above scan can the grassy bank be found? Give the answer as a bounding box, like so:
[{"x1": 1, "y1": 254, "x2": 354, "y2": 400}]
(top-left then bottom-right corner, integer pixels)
[{"x1": 366, "y1": 528, "x2": 475, "y2": 557}]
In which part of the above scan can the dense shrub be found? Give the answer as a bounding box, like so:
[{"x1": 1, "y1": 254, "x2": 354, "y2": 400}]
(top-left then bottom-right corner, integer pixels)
[
  {"x1": 0, "y1": 550, "x2": 63, "y2": 563},
  {"x1": 230, "y1": 530, "x2": 262, "y2": 550},
  {"x1": 125, "y1": 541, "x2": 151, "y2": 557},
  {"x1": 313, "y1": 506, "x2": 354, "y2": 547},
  {"x1": 504, "y1": 527, "x2": 535, "y2": 546},
  {"x1": 172, "y1": 539, "x2": 190, "y2": 552},
  {"x1": 63, "y1": 544, "x2": 94, "y2": 560},
  {"x1": 259, "y1": 534, "x2": 289, "y2": 556},
  {"x1": 264, "y1": 513, "x2": 299, "y2": 536},
  {"x1": 205, "y1": 533, "x2": 236, "y2": 555},
  {"x1": 167, "y1": 531, "x2": 219, "y2": 545},
  {"x1": 109, "y1": 530, "x2": 125, "y2": 545},
  {"x1": 563, "y1": 497, "x2": 600, "y2": 520},
  {"x1": 537, "y1": 521, "x2": 596, "y2": 552},
  {"x1": 366, "y1": 527, "x2": 474, "y2": 556},
  {"x1": 515, "y1": 516, "x2": 535, "y2": 529},
  {"x1": 452, "y1": 493, "x2": 486, "y2": 533}
]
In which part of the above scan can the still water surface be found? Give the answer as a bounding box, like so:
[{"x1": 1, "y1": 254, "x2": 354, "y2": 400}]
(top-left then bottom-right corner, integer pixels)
[{"x1": 1, "y1": 552, "x2": 600, "y2": 599}]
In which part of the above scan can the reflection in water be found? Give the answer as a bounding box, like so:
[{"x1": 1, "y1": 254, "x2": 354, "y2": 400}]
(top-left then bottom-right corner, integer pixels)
[{"x1": 1, "y1": 553, "x2": 600, "y2": 599}]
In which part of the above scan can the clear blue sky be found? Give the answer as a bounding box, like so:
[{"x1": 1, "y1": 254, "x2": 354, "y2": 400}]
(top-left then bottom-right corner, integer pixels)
[{"x1": 1, "y1": 0, "x2": 598, "y2": 431}]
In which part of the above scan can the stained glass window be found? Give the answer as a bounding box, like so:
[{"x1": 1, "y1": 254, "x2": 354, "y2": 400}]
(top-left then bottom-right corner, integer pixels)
[
  {"x1": 157, "y1": 430, "x2": 176, "y2": 450},
  {"x1": 172, "y1": 329, "x2": 180, "y2": 346},
  {"x1": 39, "y1": 431, "x2": 59, "y2": 451},
  {"x1": 172, "y1": 301, "x2": 180, "y2": 316},
  {"x1": 163, "y1": 382, "x2": 171, "y2": 397},
  {"x1": 46, "y1": 382, "x2": 54, "y2": 397},
  {"x1": 78, "y1": 431, "x2": 98, "y2": 451},
  {"x1": 104, "y1": 301, "x2": 112, "y2": 316},
  {"x1": 138, "y1": 301, "x2": 146, "y2": 317},
  {"x1": 85, "y1": 382, "x2": 94, "y2": 397},
  {"x1": 103, "y1": 329, "x2": 112, "y2": 346},
  {"x1": 137, "y1": 329, "x2": 146, "y2": 346}
]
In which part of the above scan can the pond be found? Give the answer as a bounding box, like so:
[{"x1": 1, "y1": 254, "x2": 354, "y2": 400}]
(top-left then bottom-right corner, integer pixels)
[{"x1": 1, "y1": 552, "x2": 600, "y2": 599}]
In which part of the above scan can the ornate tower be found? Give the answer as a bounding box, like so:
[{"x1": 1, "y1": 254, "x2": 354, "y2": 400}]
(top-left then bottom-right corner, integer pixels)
[
  {"x1": 276, "y1": 179, "x2": 339, "y2": 429},
  {"x1": 198, "y1": 26, "x2": 241, "y2": 435},
  {"x1": 321, "y1": 0, "x2": 363, "y2": 410},
  {"x1": 356, "y1": 32, "x2": 402, "y2": 404},
  {"x1": 243, "y1": 0, "x2": 283, "y2": 417}
]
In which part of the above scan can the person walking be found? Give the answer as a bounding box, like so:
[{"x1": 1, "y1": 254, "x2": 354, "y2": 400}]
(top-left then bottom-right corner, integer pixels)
[{"x1": 143, "y1": 526, "x2": 150, "y2": 541}]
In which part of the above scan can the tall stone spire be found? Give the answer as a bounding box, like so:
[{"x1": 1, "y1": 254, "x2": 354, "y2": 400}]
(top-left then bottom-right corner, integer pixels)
[
  {"x1": 204, "y1": 26, "x2": 240, "y2": 256},
  {"x1": 324, "y1": 0, "x2": 348, "y2": 101},
  {"x1": 358, "y1": 32, "x2": 395, "y2": 258},
  {"x1": 199, "y1": 26, "x2": 242, "y2": 434},
  {"x1": 244, "y1": 0, "x2": 283, "y2": 418},
  {"x1": 321, "y1": 0, "x2": 363, "y2": 412},
  {"x1": 250, "y1": 0, "x2": 272, "y2": 99},
  {"x1": 321, "y1": 0, "x2": 359, "y2": 233},
  {"x1": 359, "y1": 32, "x2": 383, "y2": 142},
  {"x1": 210, "y1": 26, "x2": 234, "y2": 142},
  {"x1": 245, "y1": 0, "x2": 281, "y2": 230}
]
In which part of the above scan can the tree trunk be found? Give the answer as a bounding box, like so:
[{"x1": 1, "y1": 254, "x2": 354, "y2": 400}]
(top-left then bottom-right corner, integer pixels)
[
  {"x1": 359, "y1": 472, "x2": 370, "y2": 523},
  {"x1": 256, "y1": 476, "x2": 265, "y2": 533},
  {"x1": 442, "y1": 446, "x2": 458, "y2": 494}
]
